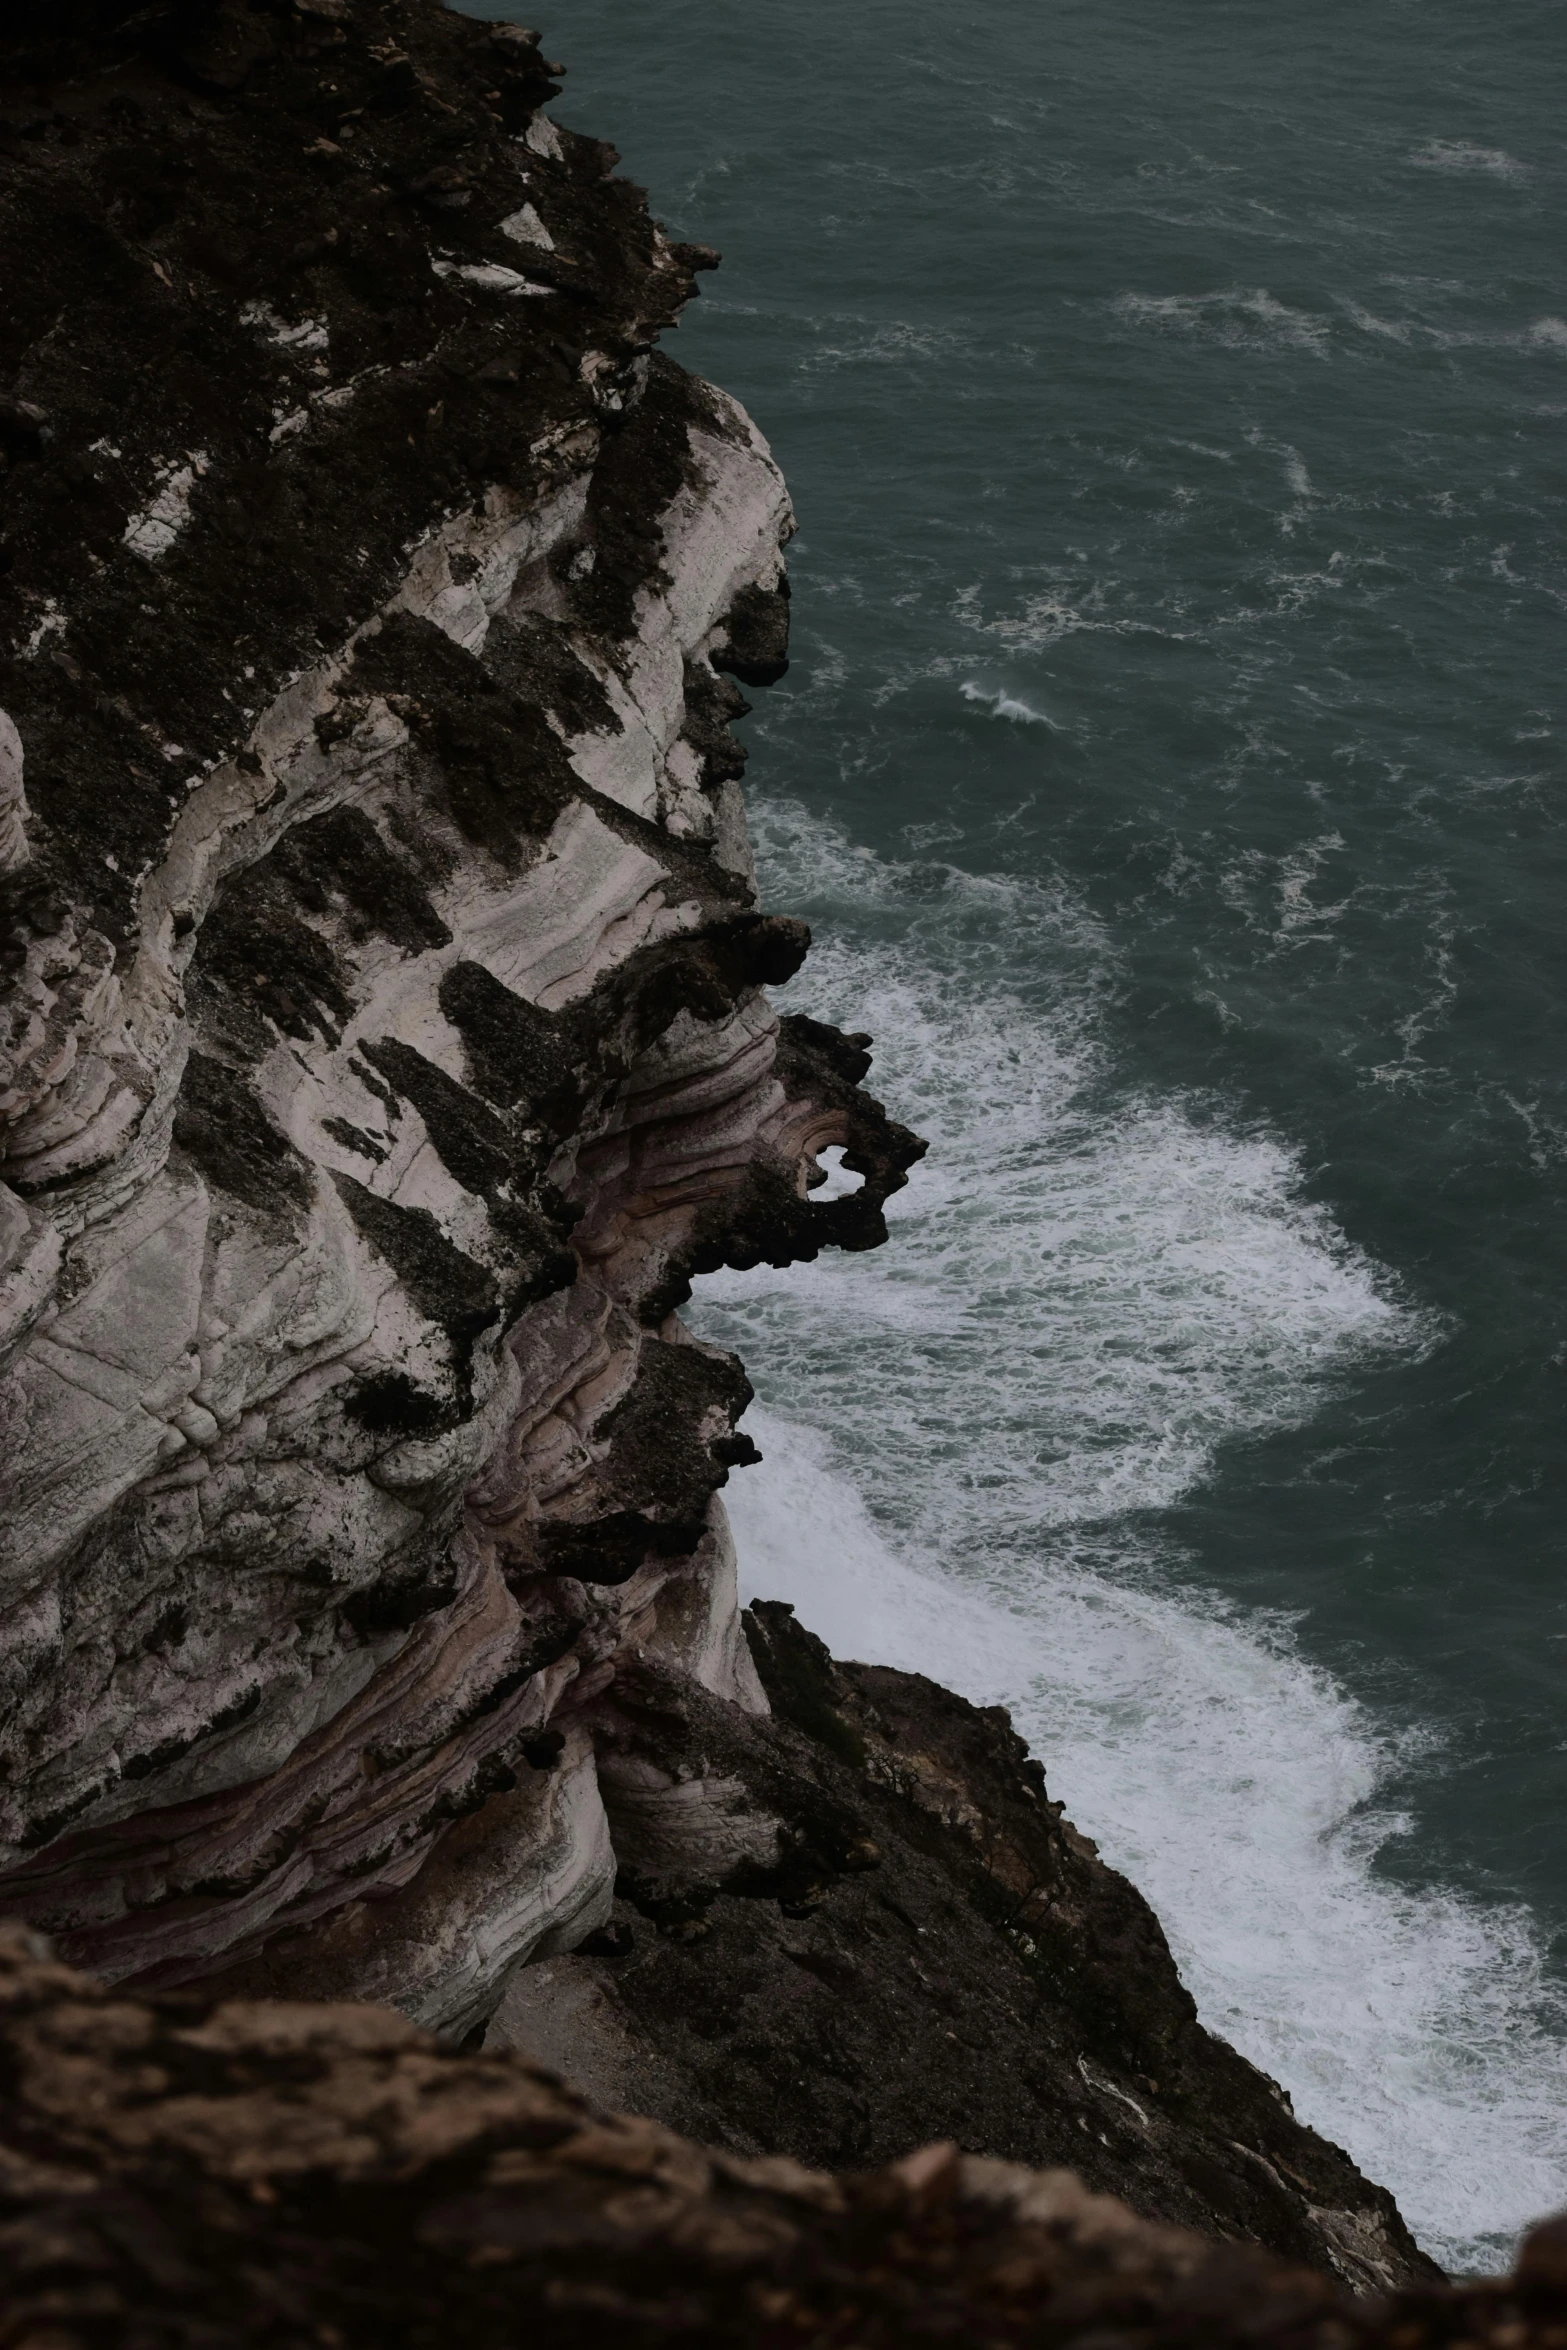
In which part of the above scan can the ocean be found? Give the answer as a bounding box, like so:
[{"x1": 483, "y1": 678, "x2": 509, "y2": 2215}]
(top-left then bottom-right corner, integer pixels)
[{"x1": 469, "y1": 0, "x2": 1567, "y2": 2272}]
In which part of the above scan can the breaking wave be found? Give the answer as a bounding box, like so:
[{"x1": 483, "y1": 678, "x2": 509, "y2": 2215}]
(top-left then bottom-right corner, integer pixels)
[{"x1": 960, "y1": 681, "x2": 1058, "y2": 725}]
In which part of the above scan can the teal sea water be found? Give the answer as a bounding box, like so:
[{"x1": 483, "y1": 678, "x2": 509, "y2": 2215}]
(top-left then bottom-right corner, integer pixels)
[{"x1": 472, "y1": 0, "x2": 1567, "y2": 2270}]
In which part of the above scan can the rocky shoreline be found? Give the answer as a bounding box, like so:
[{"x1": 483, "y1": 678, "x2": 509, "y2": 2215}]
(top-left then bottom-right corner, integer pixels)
[{"x1": 0, "y1": 0, "x2": 1532, "y2": 2324}]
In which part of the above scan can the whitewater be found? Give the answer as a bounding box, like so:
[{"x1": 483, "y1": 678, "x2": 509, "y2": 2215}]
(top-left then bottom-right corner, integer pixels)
[{"x1": 692, "y1": 799, "x2": 1567, "y2": 2274}]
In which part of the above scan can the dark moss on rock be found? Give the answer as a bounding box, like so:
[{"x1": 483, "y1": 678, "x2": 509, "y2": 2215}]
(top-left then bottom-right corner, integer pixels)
[
  {"x1": 185, "y1": 860, "x2": 357, "y2": 1063},
  {"x1": 172, "y1": 1047, "x2": 311, "y2": 1220},
  {"x1": 680, "y1": 660, "x2": 753, "y2": 793},
  {"x1": 439, "y1": 960, "x2": 586, "y2": 1128},
  {"x1": 586, "y1": 1339, "x2": 754, "y2": 1547},
  {"x1": 574, "y1": 354, "x2": 704, "y2": 643},
  {"x1": 439, "y1": 914, "x2": 813, "y2": 1158},
  {"x1": 349, "y1": 614, "x2": 581, "y2": 872},
  {"x1": 711, "y1": 572, "x2": 792, "y2": 687},
  {"x1": 330, "y1": 1169, "x2": 500, "y2": 1349},
  {"x1": 0, "y1": 0, "x2": 696, "y2": 936},
  {"x1": 483, "y1": 607, "x2": 624, "y2": 744},
  {"x1": 359, "y1": 1036, "x2": 522, "y2": 1202},
  {"x1": 536, "y1": 1509, "x2": 708, "y2": 1588},
  {"x1": 270, "y1": 805, "x2": 451, "y2": 956}
]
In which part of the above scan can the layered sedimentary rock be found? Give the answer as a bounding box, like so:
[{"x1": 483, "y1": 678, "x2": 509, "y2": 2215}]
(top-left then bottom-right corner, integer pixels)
[
  {"x1": 0, "y1": 1923, "x2": 1545, "y2": 2346},
  {"x1": 0, "y1": 0, "x2": 918, "y2": 2025},
  {"x1": 0, "y1": 0, "x2": 1447, "y2": 2297}
]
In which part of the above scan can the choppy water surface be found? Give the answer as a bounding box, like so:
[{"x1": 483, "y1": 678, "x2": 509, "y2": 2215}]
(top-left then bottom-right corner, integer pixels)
[{"x1": 474, "y1": 0, "x2": 1567, "y2": 2269}]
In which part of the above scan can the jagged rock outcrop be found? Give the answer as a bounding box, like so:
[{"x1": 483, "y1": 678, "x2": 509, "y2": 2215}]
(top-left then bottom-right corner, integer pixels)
[
  {"x1": 0, "y1": 0, "x2": 918, "y2": 2026},
  {"x1": 480, "y1": 1604, "x2": 1438, "y2": 2293},
  {"x1": 0, "y1": 1924, "x2": 1549, "y2": 2346}
]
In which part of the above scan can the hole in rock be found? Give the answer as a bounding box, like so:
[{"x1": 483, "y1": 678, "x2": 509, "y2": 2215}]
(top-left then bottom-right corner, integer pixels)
[{"x1": 810, "y1": 1144, "x2": 865, "y2": 1200}]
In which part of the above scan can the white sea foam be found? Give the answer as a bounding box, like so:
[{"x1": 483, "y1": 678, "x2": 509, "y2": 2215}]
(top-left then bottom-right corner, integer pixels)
[
  {"x1": 722, "y1": 1416, "x2": 1567, "y2": 2276},
  {"x1": 1217, "y1": 831, "x2": 1351, "y2": 952},
  {"x1": 1113, "y1": 287, "x2": 1332, "y2": 358},
  {"x1": 1408, "y1": 139, "x2": 1529, "y2": 182},
  {"x1": 953, "y1": 579, "x2": 1189, "y2": 651},
  {"x1": 960, "y1": 681, "x2": 1057, "y2": 726},
  {"x1": 1340, "y1": 298, "x2": 1416, "y2": 343},
  {"x1": 800, "y1": 317, "x2": 958, "y2": 371},
  {"x1": 811, "y1": 1142, "x2": 865, "y2": 1200},
  {"x1": 1337, "y1": 298, "x2": 1566, "y2": 359},
  {"x1": 692, "y1": 801, "x2": 1567, "y2": 2273},
  {"x1": 700, "y1": 795, "x2": 1410, "y2": 1553}
]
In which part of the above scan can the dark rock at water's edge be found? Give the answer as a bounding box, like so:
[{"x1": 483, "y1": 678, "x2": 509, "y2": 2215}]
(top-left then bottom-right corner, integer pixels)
[
  {"x1": 481, "y1": 1603, "x2": 1439, "y2": 2292},
  {"x1": 1, "y1": 1921, "x2": 1555, "y2": 2348},
  {"x1": 0, "y1": 0, "x2": 1460, "y2": 2300}
]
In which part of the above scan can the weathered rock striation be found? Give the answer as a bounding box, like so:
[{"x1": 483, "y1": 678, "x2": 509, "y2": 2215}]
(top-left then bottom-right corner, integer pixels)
[
  {"x1": 0, "y1": 0, "x2": 918, "y2": 2024},
  {"x1": 0, "y1": 0, "x2": 1447, "y2": 2298}
]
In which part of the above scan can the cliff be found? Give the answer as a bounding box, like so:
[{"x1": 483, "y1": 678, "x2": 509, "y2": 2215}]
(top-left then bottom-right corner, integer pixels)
[
  {"x1": 0, "y1": 0, "x2": 918, "y2": 2022},
  {"x1": 0, "y1": 0, "x2": 1444, "y2": 2299},
  {"x1": 478, "y1": 1602, "x2": 1437, "y2": 2290}
]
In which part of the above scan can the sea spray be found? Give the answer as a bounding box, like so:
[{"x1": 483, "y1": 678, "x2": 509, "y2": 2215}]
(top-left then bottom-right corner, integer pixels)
[{"x1": 960, "y1": 681, "x2": 1059, "y2": 725}]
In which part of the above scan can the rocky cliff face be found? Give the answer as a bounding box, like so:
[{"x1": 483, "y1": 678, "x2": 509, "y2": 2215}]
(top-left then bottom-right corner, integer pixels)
[
  {"x1": 0, "y1": 0, "x2": 919, "y2": 2024},
  {"x1": 0, "y1": 0, "x2": 1444, "y2": 2297}
]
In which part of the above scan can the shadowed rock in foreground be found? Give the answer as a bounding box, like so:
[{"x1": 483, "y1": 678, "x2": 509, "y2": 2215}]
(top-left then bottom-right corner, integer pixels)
[{"x1": 0, "y1": 1922, "x2": 1560, "y2": 2349}]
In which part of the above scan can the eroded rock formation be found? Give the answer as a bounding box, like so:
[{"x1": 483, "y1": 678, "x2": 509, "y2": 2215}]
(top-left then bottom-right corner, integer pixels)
[
  {"x1": 0, "y1": 0, "x2": 918, "y2": 2025},
  {"x1": 481, "y1": 1603, "x2": 1437, "y2": 2292}
]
